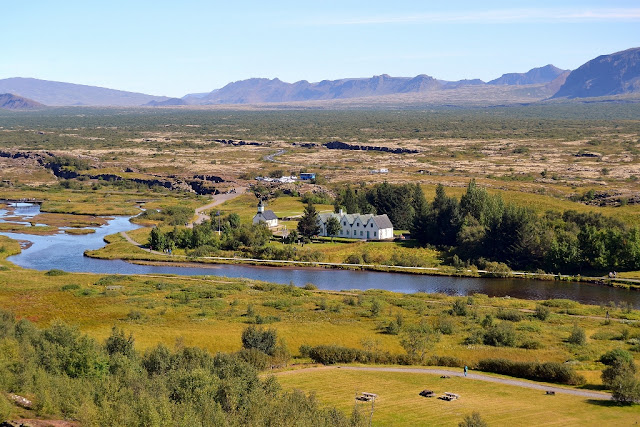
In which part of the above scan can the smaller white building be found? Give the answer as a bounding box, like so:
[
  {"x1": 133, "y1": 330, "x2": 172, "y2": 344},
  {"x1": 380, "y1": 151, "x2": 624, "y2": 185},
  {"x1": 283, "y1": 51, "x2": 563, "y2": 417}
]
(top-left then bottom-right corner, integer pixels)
[
  {"x1": 317, "y1": 210, "x2": 394, "y2": 240},
  {"x1": 252, "y1": 200, "x2": 278, "y2": 228}
]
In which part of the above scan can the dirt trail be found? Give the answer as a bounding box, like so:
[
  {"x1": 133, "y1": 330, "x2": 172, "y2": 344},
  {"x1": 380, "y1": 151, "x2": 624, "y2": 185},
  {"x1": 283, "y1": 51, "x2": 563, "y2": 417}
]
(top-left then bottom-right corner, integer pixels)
[
  {"x1": 274, "y1": 366, "x2": 612, "y2": 400},
  {"x1": 189, "y1": 187, "x2": 246, "y2": 227}
]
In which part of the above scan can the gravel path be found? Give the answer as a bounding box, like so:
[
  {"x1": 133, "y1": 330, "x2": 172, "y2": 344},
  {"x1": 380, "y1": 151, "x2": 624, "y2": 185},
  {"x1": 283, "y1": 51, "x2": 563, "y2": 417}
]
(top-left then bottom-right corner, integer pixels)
[
  {"x1": 189, "y1": 187, "x2": 246, "y2": 227},
  {"x1": 275, "y1": 366, "x2": 612, "y2": 400}
]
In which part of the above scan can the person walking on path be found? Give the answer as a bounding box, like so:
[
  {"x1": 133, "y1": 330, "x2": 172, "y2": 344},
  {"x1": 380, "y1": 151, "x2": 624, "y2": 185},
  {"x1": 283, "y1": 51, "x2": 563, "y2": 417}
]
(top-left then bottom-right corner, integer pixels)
[{"x1": 464, "y1": 365, "x2": 468, "y2": 377}]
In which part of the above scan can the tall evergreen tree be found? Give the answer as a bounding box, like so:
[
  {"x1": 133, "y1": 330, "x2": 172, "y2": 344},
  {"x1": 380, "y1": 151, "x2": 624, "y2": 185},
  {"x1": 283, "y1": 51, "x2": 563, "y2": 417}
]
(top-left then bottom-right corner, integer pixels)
[{"x1": 297, "y1": 201, "x2": 320, "y2": 239}]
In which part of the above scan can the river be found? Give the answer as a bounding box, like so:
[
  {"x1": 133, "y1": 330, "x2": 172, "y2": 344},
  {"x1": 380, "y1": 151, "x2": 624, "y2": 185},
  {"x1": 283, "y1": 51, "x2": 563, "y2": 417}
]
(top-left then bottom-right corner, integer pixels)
[{"x1": 2, "y1": 203, "x2": 640, "y2": 307}]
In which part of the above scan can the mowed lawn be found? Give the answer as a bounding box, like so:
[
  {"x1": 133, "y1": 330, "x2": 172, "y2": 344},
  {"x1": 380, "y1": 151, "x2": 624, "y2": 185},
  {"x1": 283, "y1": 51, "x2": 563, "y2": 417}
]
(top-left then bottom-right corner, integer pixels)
[{"x1": 276, "y1": 368, "x2": 640, "y2": 426}]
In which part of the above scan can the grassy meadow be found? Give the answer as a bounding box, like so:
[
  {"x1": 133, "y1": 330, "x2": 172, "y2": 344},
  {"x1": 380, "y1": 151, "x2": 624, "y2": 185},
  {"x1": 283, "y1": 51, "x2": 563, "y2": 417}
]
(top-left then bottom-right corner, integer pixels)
[{"x1": 276, "y1": 368, "x2": 640, "y2": 426}]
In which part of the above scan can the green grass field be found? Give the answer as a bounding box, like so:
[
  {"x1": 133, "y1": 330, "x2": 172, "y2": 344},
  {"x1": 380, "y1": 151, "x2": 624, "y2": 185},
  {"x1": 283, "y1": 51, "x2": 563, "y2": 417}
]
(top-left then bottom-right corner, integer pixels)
[{"x1": 276, "y1": 368, "x2": 640, "y2": 426}]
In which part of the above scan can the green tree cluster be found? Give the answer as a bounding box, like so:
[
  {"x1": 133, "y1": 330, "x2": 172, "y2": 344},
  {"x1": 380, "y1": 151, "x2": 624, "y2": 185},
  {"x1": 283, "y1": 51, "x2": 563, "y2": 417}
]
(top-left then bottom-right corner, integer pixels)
[{"x1": 410, "y1": 180, "x2": 640, "y2": 273}]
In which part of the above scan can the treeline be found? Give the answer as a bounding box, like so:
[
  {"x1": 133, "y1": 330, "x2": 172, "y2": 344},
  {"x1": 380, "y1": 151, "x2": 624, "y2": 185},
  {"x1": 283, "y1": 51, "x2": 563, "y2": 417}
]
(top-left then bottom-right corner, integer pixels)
[
  {"x1": 0, "y1": 311, "x2": 362, "y2": 426},
  {"x1": 411, "y1": 180, "x2": 640, "y2": 273},
  {"x1": 334, "y1": 182, "x2": 426, "y2": 230}
]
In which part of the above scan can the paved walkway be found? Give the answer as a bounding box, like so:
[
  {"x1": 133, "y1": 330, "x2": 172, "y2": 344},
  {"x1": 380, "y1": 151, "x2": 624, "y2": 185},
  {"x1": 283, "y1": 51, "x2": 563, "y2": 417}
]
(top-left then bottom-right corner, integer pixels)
[{"x1": 275, "y1": 366, "x2": 612, "y2": 400}]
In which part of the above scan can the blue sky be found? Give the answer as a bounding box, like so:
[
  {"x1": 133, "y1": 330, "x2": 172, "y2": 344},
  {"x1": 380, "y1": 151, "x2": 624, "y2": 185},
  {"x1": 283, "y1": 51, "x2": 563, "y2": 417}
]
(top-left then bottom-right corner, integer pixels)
[{"x1": 4, "y1": 0, "x2": 639, "y2": 97}]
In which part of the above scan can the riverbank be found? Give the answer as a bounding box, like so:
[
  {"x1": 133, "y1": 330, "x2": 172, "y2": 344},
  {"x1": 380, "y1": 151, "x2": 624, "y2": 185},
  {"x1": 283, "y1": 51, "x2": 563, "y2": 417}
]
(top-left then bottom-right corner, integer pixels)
[{"x1": 87, "y1": 230, "x2": 640, "y2": 292}]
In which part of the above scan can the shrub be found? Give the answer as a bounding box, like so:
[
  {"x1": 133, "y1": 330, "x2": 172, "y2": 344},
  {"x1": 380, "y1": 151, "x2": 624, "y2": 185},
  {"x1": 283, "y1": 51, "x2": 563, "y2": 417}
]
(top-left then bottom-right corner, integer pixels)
[
  {"x1": 496, "y1": 309, "x2": 524, "y2": 322},
  {"x1": 459, "y1": 412, "x2": 488, "y2": 427},
  {"x1": 464, "y1": 329, "x2": 485, "y2": 345},
  {"x1": 534, "y1": 304, "x2": 551, "y2": 321},
  {"x1": 427, "y1": 355, "x2": 463, "y2": 368},
  {"x1": 46, "y1": 269, "x2": 68, "y2": 276},
  {"x1": 543, "y1": 299, "x2": 578, "y2": 309},
  {"x1": 483, "y1": 323, "x2": 517, "y2": 347},
  {"x1": 306, "y1": 344, "x2": 411, "y2": 365},
  {"x1": 241, "y1": 325, "x2": 277, "y2": 355},
  {"x1": 236, "y1": 348, "x2": 270, "y2": 371},
  {"x1": 345, "y1": 253, "x2": 363, "y2": 264},
  {"x1": 520, "y1": 340, "x2": 544, "y2": 350},
  {"x1": 567, "y1": 324, "x2": 586, "y2": 345},
  {"x1": 298, "y1": 344, "x2": 312, "y2": 358},
  {"x1": 476, "y1": 358, "x2": 585, "y2": 385},
  {"x1": 451, "y1": 299, "x2": 468, "y2": 316},
  {"x1": 127, "y1": 310, "x2": 143, "y2": 321},
  {"x1": 384, "y1": 320, "x2": 400, "y2": 335},
  {"x1": 303, "y1": 283, "x2": 317, "y2": 290},
  {"x1": 435, "y1": 317, "x2": 455, "y2": 335},
  {"x1": 480, "y1": 314, "x2": 493, "y2": 329},
  {"x1": 61, "y1": 284, "x2": 81, "y2": 291}
]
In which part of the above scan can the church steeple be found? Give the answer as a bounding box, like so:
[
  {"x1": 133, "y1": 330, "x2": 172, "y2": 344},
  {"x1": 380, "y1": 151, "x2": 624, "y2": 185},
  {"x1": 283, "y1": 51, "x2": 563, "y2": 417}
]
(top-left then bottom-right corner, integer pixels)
[{"x1": 257, "y1": 200, "x2": 265, "y2": 213}]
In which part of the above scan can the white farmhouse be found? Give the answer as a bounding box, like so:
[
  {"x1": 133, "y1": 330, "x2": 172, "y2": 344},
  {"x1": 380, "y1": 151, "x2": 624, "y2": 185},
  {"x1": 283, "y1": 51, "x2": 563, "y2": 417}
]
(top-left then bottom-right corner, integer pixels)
[
  {"x1": 252, "y1": 200, "x2": 278, "y2": 228},
  {"x1": 317, "y1": 210, "x2": 394, "y2": 240}
]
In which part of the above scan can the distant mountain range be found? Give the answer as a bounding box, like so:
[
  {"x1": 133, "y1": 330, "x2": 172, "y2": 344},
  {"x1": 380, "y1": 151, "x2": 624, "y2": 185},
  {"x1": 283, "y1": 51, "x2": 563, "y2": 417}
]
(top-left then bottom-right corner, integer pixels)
[
  {"x1": 0, "y1": 93, "x2": 44, "y2": 110},
  {"x1": 1, "y1": 48, "x2": 638, "y2": 108}
]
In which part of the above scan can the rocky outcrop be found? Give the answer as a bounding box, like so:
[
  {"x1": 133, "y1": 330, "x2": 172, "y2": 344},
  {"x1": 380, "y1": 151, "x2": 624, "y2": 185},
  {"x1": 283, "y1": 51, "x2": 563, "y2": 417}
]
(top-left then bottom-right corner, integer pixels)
[
  {"x1": 0, "y1": 150, "x2": 225, "y2": 195},
  {"x1": 213, "y1": 139, "x2": 263, "y2": 146},
  {"x1": 323, "y1": 141, "x2": 419, "y2": 154}
]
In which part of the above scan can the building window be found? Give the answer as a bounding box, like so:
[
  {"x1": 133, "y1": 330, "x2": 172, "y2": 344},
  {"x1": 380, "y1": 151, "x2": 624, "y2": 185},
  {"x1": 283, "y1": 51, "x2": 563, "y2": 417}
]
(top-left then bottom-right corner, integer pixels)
[
  {"x1": 360, "y1": 231, "x2": 363, "y2": 236},
  {"x1": 374, "y1": 232, "x2": 377, "y2": 236},
  {"x1": 343, "y1": 222, "x2": 346, "y2": 226},
  {"x1": 371, "y1": 223, "x2": 373, "y2": 227}
]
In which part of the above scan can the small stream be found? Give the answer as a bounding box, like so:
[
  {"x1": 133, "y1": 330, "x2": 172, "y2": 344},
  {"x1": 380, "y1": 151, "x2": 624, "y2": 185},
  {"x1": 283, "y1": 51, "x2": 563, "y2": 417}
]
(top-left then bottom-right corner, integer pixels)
[{"x1": 2, "y1": 204, "x2": 640, "y2": 307}]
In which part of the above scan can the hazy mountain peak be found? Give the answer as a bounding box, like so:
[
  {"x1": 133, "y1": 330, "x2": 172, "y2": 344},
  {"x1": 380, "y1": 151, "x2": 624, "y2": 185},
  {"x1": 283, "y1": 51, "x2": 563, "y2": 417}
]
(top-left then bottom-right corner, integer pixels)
[
  {"x1": 488, "y1": 64, "x2": 568, "y2": 86},
  {"x1": 553, "y1": 47, "x2": 640, "y2": 98},
  {"x1": 0, "y1": 93, "x2": 45, "y2": 110},
  {"x1": 0, "y1": 77, "x2": 169, "y2": 106}
]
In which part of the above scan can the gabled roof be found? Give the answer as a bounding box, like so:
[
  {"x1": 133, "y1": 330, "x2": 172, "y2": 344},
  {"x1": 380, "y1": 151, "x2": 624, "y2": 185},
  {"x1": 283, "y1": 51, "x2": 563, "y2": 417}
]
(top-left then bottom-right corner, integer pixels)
[
  {"x1": 256, "y1": 210, "x2": 278, "y2": 221},
  {"x1": 318, "y1": 212, "x2": 393, "y2": 229},
  {"x1": 373, "y1": 214, "x2": 393, "y2": 229}
]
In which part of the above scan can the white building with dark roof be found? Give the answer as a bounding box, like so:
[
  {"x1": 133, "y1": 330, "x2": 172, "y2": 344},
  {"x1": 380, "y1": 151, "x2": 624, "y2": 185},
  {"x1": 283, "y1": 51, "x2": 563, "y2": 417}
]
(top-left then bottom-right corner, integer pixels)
[
  {"x1": 317, "y1": 210, "x2": 394, "y2": 240},
  {"x1": 252, "y1": 200, "x2": 278, "y2": 228}
]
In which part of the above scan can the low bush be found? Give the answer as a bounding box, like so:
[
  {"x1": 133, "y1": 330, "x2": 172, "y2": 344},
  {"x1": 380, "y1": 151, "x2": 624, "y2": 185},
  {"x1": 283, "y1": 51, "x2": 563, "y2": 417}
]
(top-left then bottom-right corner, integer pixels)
[
  {"x1": 519, "y1": 340, "x2": 544, "y2": 350},
  {"x1": 305, "y1": 344, "x2": 412, "y2": 365},
  {"x1": 567, "y1": 324, "x2": 587, "y2": 345},
  {"x1": 46, "y1": 269, "x2": 68, "y2": 276},
  {"x1": 427, "y1": 355, "x2": 463, "y2": 368},
  {"x1": 476, "y1": 358, "x2": 585, "y2": 385},
  {"x1": 534, "y1": 304, "x2": 551, "y2": 321},
  {"x1": 496, "y1": 309, "x2": 524, "y2": 322},
  {"x1": 483, "y1": 323, "x2": 517, "y2": 347}
]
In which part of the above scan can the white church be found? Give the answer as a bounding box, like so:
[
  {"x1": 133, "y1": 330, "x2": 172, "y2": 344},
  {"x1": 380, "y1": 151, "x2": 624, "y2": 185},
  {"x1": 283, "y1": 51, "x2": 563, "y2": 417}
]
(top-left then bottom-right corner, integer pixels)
[
  {"x1": 252, "y1": 200, "x2": 278, "y2": 228},
  {"x1": 317, "y1": 210, "x2": 394, "y2": 240}
]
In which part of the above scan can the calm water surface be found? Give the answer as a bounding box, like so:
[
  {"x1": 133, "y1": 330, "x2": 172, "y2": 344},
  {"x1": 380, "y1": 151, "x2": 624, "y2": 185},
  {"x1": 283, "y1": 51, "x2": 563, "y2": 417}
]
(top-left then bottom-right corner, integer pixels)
[{"x1": 2, "y1": 204, "x2": 640, "y2": 308}]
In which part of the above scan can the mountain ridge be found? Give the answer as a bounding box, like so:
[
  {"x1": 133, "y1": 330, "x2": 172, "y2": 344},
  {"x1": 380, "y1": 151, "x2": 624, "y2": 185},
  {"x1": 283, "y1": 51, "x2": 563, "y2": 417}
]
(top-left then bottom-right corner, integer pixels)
[
  {"x1": 488, "y1": 65, "x2": 568, "y2": 86},
  {"x1": 4, "y1": 47, "x2": 640, "y2": 106},
  {"x1": 0, "y1": 93, "x2": 45, "y2": 110},
  {"x1": 553, "y1": 47, "x2": 640, "y2": 98},
  {"x1": 0, "y1": 77, "x2": 169, "y2": 107}
]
